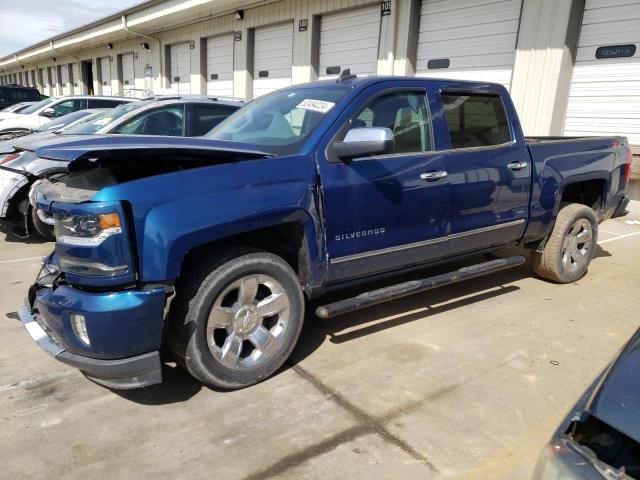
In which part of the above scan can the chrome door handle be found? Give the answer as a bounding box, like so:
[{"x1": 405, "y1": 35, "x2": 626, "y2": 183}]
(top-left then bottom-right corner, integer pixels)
[
  {"x1": 507, "y1": 161, "x2": 528, "y2": 170},
  {"x1": 420, "y1": 171, "x2": 448, "y2": 181}
]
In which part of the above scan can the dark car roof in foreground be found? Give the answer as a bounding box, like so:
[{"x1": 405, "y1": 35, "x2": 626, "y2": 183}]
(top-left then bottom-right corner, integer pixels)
[{"x1": 587, "y1": 326, "x2": 640, "y2": 441}]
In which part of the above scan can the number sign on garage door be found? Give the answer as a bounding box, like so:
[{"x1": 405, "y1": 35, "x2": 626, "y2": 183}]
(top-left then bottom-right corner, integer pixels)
[
  {"x1": 121, "y1": 53, "x2": 135, "y2": 96},
  {"x1": 206, "y1": 34, "x2": 234, "y2": 97},
  {"x1": 564, "y1": 0, "x2": 640, "y2": 145},
  {"x1": 253, "y1": 22, "x2": 293, "y2": 98},
  {"x1": 416, "y1": 0, "x2": 522, "y2": 90},
  {"x1": 170, "y1": 43, "x2": 191, "y2": 95},
  {"x1": 318, "y1": 5, "x2": 381, "y2": 79},
  {"x1": 100, "y1": 57, "x2": 112, "y2": 96}
]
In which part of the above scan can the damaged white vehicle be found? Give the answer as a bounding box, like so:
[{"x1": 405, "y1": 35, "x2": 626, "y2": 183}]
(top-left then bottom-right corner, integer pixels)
[{"x1": 0, "y1": 97, "x2": 241, "y2": 239}]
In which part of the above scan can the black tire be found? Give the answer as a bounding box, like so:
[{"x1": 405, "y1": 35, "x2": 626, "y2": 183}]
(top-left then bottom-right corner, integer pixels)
[
  {"x1": 531, "y1": 203, "x2": 598, "y2": 283},
  {"x1": 167, "y1": 248, "x2": 305, "y2": 390},
  {"x1": 29, "y1": 206, "x2": 55, "y2": 241}
]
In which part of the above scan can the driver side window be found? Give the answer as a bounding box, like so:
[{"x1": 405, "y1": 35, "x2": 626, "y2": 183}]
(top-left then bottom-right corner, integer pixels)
[
  {"x1": 114, "y1": 105, "x2": 185, "y2": 136},
  {"x1": 352, "y1": 92, "x2": 432, "y2": 154}
]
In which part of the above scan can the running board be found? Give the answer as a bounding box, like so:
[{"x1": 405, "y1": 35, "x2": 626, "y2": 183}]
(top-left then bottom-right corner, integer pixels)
[{"x1": 315, "y1": 255, "x2": 526, "y2": 319}]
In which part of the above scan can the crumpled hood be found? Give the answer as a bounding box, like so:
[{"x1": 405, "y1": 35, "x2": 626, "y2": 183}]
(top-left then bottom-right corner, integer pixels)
[
  {"x1": 33, "y1": 134, "x2": 273, "y2": 169},
  {"x1": 587, "y1": 326, "x2": 640, "y2": 441}
]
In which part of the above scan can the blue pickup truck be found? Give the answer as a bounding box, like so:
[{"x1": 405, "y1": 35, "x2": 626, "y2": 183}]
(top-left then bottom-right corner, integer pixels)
[{"x1": 20, "y1": 75, "x2": 632, "y2": 390}]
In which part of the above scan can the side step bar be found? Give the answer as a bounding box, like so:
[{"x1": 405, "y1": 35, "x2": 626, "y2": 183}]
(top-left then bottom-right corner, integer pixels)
[{"x1": 315, "y1": 255, "x2": 525, "y2": 319}]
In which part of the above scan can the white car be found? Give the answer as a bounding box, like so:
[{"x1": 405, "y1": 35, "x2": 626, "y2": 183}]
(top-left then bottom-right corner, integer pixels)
[{"x1": 0, "y1": 95, "x2": 135, "y2": 136}]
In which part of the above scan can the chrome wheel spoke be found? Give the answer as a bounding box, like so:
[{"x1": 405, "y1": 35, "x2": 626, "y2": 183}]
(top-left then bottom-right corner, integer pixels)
[
  {"x1": 238, "y1": 275, "x2": 259, "y2": 305},
  {"x1": 248, "y1": 326, "x2": 279, "y2": 357},
  {"x1": 220, "y1": 331, "x2": 243, "y2": 368},
  {"x1": 576, "y1": 228, "x2": 591, "y2": 244},
  {"x1": 256, "y1": 292, "x2": 289, "y2": 318},
  {"x1": 208, "y1": 306, "x2": 235, "y2": 329}
]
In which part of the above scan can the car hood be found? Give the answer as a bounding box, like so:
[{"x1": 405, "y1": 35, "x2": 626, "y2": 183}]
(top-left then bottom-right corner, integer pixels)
[
  {"x1": 32, "y1": 135, "x2": 273, "y2": 170},
  {"x1": 586, "y1": 326, "x2": 640, "y2": 441},
  {"x1": 0, "y1": 131, "x2": 62, "y2": 153},
  {"x1": 0, "y1": 112, "x2": 22, "y2": 121}
]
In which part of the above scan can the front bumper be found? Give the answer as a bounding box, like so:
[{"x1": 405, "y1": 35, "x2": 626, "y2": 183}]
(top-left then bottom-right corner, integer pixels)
[{"x1": 18, "y1": 305, "x2": 162, "y2": 389}]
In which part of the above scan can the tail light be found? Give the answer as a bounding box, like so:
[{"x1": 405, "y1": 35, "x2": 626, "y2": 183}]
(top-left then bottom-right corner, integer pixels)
[{"x1": 624, "y1": 149, "x2": 633, "y2": 184}]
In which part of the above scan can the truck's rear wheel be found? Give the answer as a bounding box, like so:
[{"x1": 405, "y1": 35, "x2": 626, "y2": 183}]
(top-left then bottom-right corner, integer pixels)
[
  {"x1": 531, "y1": 203, "x2": 598, "y2": 283},
  {"x1": 168, "y1": 249, "x2": 304, "y2": 389}
]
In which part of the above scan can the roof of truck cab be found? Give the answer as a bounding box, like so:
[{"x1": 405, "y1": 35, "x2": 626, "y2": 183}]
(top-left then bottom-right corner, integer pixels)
[{"x1": 297, "y1": 75, "x2": 507, "y2": 91}]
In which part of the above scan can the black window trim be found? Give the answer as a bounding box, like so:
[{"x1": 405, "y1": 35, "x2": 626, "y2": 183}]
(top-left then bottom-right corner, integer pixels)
[
  {"x1": 328, "y1": 86, "x2": 435, "y2": 163},
  {"x1": 437, "y1": 89, "x2": 515, "y2": 152}
]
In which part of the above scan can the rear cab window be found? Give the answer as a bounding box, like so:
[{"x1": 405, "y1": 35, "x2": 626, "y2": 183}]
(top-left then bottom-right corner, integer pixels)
[{"x1": 441, "y1": 92, "x2": 511, "y2": 149}]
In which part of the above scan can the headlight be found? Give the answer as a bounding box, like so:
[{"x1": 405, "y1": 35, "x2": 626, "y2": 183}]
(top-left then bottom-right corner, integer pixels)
[{"x1": 54, "y1": 212, "x2": 122, "y2": 246}]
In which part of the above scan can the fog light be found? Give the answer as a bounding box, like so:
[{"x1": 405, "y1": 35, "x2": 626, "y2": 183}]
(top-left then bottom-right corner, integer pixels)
[{"x1": 70, "y1": 313, "x2": 90, "y2": 346}]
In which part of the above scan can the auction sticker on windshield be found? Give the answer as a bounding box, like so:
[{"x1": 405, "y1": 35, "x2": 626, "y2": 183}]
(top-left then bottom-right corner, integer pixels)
[{"x1": 296, "y1": 99, "x2": 335, "y2": 113}]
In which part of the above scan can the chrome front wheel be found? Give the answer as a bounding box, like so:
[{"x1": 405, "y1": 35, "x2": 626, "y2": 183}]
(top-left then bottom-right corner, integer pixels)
[
  {"x1": 207, "y1": 274, "x2": 291, "y2": 370},
  {"x1": 168, "y1": 249, "x2": 305, "y2": 390}
]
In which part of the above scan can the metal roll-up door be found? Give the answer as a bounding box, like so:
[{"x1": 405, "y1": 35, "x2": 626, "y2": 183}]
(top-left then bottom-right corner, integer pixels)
[
  {"x1": 416, "y1": 0, "x2": 522, "y2": 90},
  {"x1": 71, "y1": 63, "x2": 79, "y2": 93},
  {"x1": 206, "y1": 34, "x2": 234, "y2": 97},
  {"x1": 100, "y1": 57, "x2": 112, "y2": 96},
  {"x1": 170, "y1": 43, "x2": 192, "y2": 95},
  {"x1": 319, "y1": 5, "x2": 381, "y2": 79},
  {"x1": 253, "y1": 22, "x2": 293, "y2": 98},
  {"x1": 564, "y1": 0, "x2": 640, "y2": 146},
  {"x1": 121, "y1": 52, "x2": 135, "y2": 96},
  {"x1": 61, "y1": 65, "x2": 70, "y2": 95}
]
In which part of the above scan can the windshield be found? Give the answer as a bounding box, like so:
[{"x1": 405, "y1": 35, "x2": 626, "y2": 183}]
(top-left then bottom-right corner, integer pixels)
[
  {"x1": 206, "y1": 86, "x2": 349, "y2": 154},
  {"x1": 20, "y1": 98, "x2": 54, "y2": 115},
  {"x1": 63, "y1": 101, "x2": 147, "y2": 134},
  {"x1": 35, "y1": 110, "x2": 96, "y2": 132}
]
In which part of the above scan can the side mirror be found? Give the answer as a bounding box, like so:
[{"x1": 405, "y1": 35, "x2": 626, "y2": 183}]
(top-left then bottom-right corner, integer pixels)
[
  {"x1": 333, "y1": 127, "x2": 394, "y2": 160},
  {"x1": 40, "y1": 107, "x2": 56, "y2": 118}
]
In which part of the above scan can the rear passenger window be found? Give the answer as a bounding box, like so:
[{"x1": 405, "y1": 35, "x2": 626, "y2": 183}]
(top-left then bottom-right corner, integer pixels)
[
  {"x1": 89, "y1": 99, "x2": 126, "y2": 108},
  {"x1": 351, "y1": 91, "x2": 432, "y2": 154},
  {"x1": 441, "y1": 93, "x2": 511, "y2": 149},
  {"x1": 191, "y1": 104, "x2": 236, "y2": 136}
]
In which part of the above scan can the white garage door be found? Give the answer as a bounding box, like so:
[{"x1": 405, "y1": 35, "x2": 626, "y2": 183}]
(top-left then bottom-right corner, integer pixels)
[
  {"x1": 121, "y1": 53, "x2": 135, "y2": 96},
  {"x1": 318, "y1": 5, "x2": 381, "y2": 79},
  {"x1": 564, "y1": 0, "x2": 640, "y2": 145},
  {"x1": 61, "y1": 65, "x2": 70, "y2": 95},
  {"x1": 253, "y1": 22, "x2": 293, "y2": 98},
  {"x1": 416, "y1": 0, "x2": 522, "y2": 90},
  {"x1": 169, "y1": 43, "x2": 191, "y2": 95},
  {"x1": 71, "y1": 63, "x2": 79, "y2": 94},
  {"x1": 206, "y1": 34, "x2": 234, "y2": 97},
  {"x1": 100, "y1": 57, "x2": 112, "y2": 96}
]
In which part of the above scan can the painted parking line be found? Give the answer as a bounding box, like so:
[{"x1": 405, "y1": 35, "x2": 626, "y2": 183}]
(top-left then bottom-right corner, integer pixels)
[
  {"x1": 598, "y1": 231, "x2": 640, "y2": 245},
  {"x1": 0, "y1": 256, "x2": 44, "y2": 264}
]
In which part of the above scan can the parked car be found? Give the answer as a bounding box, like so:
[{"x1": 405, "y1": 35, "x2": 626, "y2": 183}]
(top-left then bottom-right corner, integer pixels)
[
  {"x1": 60, "y1": 96, "x2": 243, "y2": 137},
  {"x1": 0, "y1": 95, "x2": 135, "y2": 136},
  {"x1": 0, "y1": 108, "x2": 105, "y2": 141},
  {"x1": 0, "y1": 101, "x2": 36, "y2": 114},
  {"x1": 534, "y1": 326, "x2": 640, "y2": 479},
  {"x1": 0, "y1": 109, "x2": 108, "y2": 237},
  {"x1": 0, "y1": 97, "x2": 242, "y2": 239},
  {"x1": 21, "y1": 75, "x2": 632, "y2": 390},
  {"x1": 0, "y1": 85, "x2": 41, "y2": 110}
]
